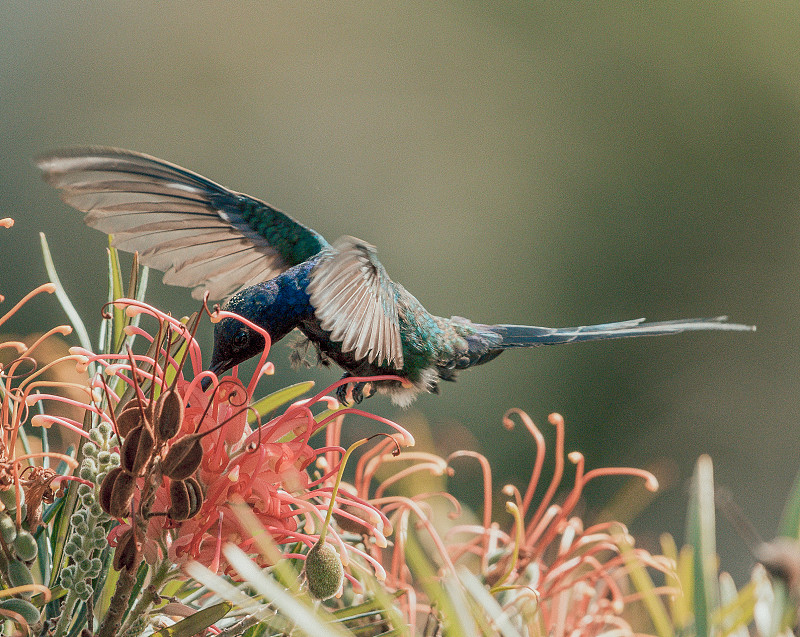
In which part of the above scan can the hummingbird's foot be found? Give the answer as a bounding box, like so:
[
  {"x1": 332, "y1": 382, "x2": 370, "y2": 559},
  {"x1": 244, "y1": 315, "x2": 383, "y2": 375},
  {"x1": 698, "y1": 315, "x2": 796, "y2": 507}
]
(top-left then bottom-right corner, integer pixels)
[{"x1": 335, "y1": 377, "x2": 375, "y2": 405}]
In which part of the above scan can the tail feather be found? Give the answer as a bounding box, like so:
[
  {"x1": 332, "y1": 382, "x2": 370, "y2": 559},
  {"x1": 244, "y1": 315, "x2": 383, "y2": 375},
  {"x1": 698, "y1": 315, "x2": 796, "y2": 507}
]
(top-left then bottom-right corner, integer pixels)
[{"x1": 494, "y1": 316, "x2": 755, "y2": 347}]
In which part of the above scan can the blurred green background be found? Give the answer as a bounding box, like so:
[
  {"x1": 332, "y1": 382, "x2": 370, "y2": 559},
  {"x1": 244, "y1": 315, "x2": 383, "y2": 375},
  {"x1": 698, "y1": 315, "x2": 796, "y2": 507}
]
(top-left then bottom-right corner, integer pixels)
[{"x1": 1, "y1": 3, "x2": 796, "y2": 580}]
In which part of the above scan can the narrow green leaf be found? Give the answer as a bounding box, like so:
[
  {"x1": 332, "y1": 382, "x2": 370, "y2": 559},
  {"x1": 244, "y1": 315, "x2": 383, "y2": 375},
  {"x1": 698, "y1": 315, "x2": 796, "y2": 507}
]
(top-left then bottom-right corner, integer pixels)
[
  {"x1": 39, "y1": 232, "x2": 92, "y2": 352},
  {"x1": 686, "y1": 454, "x2": 720, "y2": 637},
  {"x1": 617, "y1": 530, "x2": 673, "y2": 637},
  {"x1": 330, "y1": 590, "x2": 404, "y2": 621},
  {"x1": 713, "y1": 573, "x2": 755, "y2": 637},
  {"x1": 150, "y1": 602, "x2": 233, "y2": 637},
  {"x1": 405, "y1": 533, "x2": 470, "y2": 637},
  {"x1": 135, "y1": 266, "x2": 149, "y2": 302},
  {"x1": 660, "y1": 534, "x2": 691, "y2": 630},
  {"x1": 249, "y1": 381, "x2": 316, "y2": 425},
  {"x1": 126, "y1": 251, "x2": 140, "y2": 300},
  {"x1": 31, "y1": 585, "x2": 67, "y2": 608},
  {"x1": 458, "y1": 566, "x2": 522, "y2": 637},
  {"x1": 778, "y1": 465, "x2": 800, "y2": 539},
  {"x1": 107, "y1": 242, "x2": 125, "y2": 352}
]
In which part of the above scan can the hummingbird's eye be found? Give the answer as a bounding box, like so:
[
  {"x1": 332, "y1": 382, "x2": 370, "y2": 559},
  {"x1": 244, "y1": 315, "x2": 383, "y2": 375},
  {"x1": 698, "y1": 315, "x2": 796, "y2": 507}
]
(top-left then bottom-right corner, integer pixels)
[{"x1": 233, "y1": 330, "x2": 249, "y2": 349}]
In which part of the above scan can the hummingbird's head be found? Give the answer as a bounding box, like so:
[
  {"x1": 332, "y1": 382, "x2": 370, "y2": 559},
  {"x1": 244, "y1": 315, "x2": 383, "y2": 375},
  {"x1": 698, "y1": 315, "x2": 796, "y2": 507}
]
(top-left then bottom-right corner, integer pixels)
[{"x1": 208, "y1": 316, "x2": 266, "y2": 379}]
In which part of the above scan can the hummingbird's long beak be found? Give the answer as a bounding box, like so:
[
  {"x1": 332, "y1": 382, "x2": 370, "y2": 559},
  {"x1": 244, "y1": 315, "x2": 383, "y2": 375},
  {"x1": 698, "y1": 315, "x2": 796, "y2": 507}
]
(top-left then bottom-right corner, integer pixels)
[{"x1": 200, "y1": 356, "x2": 232, "y2": 391}]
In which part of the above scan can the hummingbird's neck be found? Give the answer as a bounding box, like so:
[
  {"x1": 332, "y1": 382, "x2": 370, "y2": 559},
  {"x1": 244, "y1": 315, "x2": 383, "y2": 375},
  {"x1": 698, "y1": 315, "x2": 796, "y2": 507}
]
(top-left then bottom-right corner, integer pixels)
[{"x1": 224, "y1": 260, "x2": 315, "y2": 345}]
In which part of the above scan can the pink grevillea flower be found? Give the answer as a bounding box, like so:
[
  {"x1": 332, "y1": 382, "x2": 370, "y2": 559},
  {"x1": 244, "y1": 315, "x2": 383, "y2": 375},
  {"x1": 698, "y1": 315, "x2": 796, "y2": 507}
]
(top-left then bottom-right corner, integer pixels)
[
  {"x1": 445, "y1": 410, "x2": 670, "y2": 637},
  {"x1": 0, "y1": 220, "x2": 85, "y2": 525},
  {"x1": 328, "y1": 408, "x2": 672, "y2": 635},
  {"x1": 87, "y1": 298, "x2": 413, "y2": 576}
]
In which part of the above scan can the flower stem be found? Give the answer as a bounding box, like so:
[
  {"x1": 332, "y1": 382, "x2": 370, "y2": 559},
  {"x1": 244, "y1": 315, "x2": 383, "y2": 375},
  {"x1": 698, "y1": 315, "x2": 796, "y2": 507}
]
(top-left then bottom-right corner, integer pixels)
[
  {"x1": 96, "y1": 555, "x2": 143, "y2": 637},
  {"x1": 118, "y1": 558, "x2": 174, "y2": 637},
  {"x1": 52, "y1": 589, "x2": 80, "y2": 637}
]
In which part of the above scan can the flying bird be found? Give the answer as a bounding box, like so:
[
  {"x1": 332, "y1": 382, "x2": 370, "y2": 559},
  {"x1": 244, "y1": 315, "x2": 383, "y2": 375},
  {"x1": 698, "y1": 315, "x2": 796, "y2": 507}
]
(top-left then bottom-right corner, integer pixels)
[{"x1": 37, "y1": 148, "x2": 754, "y2": 406}]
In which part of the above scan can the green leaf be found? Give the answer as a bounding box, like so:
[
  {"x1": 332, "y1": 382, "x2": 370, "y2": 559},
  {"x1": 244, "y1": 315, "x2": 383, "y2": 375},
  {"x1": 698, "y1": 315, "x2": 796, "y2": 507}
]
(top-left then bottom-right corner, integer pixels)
[
  {"x1": 713, "y1": 573, "x2": 755, "y2": 637},
  {"x1": 617, "y1": 529, "x2": 673, "y2": 637},
  {"x1": 686, "y1": 454, "x2": 720, "y2": 637},
  {"x1": 249, "y1": 381, "x2": 316, "y2": 425},
  {"x1": 39, "y1": 232, "x2": 92, "y2": 353},
  {"x1": 223, "y1": 544, "x2": 352, "y2": 637},
  {"x1": 107, "y1": 242, "x2": 125, "y2": 352},
  {"x1": 150, "y1": 602, "x2": 232, "y2": 637},
  {"x1": 778, "y1": 464, "x2": 800, "y2": 539},
  {"x1": 405, "y1": 532, "x2": 471, "y2": 637}
]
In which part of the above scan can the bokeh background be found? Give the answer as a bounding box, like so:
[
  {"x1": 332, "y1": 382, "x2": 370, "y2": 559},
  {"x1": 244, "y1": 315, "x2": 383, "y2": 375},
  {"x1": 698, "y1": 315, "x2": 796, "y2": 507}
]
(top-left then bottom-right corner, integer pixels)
[{"x1": 2, "y1": 3, "x2": 797, "y2": 580}]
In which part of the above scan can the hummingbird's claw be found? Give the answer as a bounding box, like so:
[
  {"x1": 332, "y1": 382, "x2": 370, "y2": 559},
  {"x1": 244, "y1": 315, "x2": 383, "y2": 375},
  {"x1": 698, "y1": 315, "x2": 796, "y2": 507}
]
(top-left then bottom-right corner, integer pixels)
[
  {"x1": 335, "y1": 378, "x2": 350, "y2": 405},
  {"x1": 335, "y1": 377, "x2": 374, "y2": 405}
]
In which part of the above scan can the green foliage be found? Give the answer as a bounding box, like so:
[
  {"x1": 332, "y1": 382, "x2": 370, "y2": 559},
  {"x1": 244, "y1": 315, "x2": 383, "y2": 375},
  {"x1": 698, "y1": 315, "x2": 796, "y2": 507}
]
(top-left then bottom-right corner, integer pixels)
[{"x1": 0, "y1": 227, "x2": 793, "y2": 637}]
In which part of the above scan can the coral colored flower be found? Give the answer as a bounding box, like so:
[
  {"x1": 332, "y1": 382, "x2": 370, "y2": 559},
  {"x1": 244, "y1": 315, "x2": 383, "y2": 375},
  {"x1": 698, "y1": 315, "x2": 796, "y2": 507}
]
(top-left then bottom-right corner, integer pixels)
[
  {"x1": 85, "y1": 298, "x2": 412, "y2": 577},
  {"x1": 326, "y1": 408, "x2": 671, "y2": 635},
  {"x1": 0, "y1": 227, "x2": 83, "y2": 517}
]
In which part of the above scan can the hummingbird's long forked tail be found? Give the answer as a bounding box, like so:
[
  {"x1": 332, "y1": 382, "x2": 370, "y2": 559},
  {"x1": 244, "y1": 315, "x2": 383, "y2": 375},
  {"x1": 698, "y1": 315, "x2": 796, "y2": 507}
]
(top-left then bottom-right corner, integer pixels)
[{"x1": 493, "y1": 316, "x2": 755, "y2": 348}]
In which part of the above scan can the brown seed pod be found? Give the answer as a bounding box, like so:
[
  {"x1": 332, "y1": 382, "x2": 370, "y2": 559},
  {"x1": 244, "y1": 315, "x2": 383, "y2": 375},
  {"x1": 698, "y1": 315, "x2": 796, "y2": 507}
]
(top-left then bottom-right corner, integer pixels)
[
  {"x1": 107, "y1": 471, "x2": 136, "y2": 519},
  {"x1": 120, "y1": 425, "x2": 155, "y2": 476},
  {"x1": 161, "y1": 436, "x2": 203, "y2": 481},
  {"x1": 168, "y1": 477, "x2": 204, "y2": 521},
  {"x1": 115, "y1": 401, "x2": 149, "y2": 439},
  {"x1": 184, "y1": 476, "x2": 204, "y2": 517},
  {"x1": 333, "y1": 504, "x2": 373, "y2": 535},
  {"x1": 113, "y1": 526, "x2": 140, "y2": 572},
  {"x1": 161, "y1": 393, "x2": 252, "y2": 481},
  {"x1": 155, "y1": 389, "x2": 184, "y2": 442},
  {"x1": 99, "y1": 467, "x2": 124, "y2": 517}
]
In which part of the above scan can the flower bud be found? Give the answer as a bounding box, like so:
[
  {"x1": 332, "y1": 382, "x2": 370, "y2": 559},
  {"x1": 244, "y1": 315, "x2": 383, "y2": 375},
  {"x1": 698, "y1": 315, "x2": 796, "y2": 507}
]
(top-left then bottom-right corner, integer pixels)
[
  {"x1": 13, "y1": 530, "x2": 37, "y2": 562},
  {"x1": 0, "y1": 598, "x2": 40, "y2": 627},
  {"x1": 304, "y1": 541, "x2": 344, "y2": 600},
  {"x1": 0, "y1": 487, "x2": 21, "y2": 512},
  {"x1": 0, "y1": 513, "x2": 16, "y2": 544},
  {"x1": 7, "y1": 557, "x2": 34, "y2": 592}
]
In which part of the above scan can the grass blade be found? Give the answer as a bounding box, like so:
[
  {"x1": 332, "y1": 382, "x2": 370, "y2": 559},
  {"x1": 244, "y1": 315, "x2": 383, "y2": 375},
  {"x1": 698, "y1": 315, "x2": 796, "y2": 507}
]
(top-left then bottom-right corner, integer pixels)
[{"x1": 39, "y1": 232, "x2": 92, "y2": 352}]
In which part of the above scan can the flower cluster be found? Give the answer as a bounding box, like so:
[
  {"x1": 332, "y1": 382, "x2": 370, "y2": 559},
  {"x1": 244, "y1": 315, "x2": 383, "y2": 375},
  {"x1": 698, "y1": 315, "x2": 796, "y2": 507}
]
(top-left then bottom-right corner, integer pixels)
[
  {"x1": 65, "y1": 298, "x2": 413, "y2": 584},
  {"x1": 324, "y1": 407, "x2": 670, "y2": 635},
  {"x1": 0, "y1": 218, "x2": 87, "y2": 629}
]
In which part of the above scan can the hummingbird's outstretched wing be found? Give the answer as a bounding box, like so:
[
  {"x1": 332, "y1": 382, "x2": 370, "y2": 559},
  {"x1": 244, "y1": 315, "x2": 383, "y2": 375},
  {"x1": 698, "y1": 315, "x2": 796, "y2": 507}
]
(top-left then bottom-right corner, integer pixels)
[
  {"x1": 307, "y1": 236, "x2": 404, "y2": 368},
  {"x1": 36, "y1": 147, "x2": 329, "y2": 300}
]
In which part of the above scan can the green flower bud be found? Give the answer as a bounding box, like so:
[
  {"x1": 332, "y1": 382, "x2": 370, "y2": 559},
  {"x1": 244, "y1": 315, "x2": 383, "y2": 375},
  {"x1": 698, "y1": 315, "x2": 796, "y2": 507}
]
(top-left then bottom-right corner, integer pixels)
[
  {"x1": 13, "y1": 530, "x2": 37, "y2": 562},
  {"x1": 304, "y1": 541, "x2": 344, "y2": 601},
  {"x1": 7, "y1": 558, "x2": 34, "y2": 593},
  {"x1": 0, "y1": 487, "x2": 21, "y2": 512},
  {"x1": 98, "y1": 422, "x2": 113, "y2": 439},
  {"x1": 0, "y1": 598, "x2": 40, "y2": 627},
  {"x1": 0, "y1": 513, "x2": 17, "y2": 544}
]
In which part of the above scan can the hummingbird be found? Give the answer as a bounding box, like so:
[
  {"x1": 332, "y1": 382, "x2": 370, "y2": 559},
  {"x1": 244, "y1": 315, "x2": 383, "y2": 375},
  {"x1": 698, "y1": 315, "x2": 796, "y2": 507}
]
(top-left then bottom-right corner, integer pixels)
[{"x1": 37, "y1": 147, "x2": 754, "y2": 406}]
